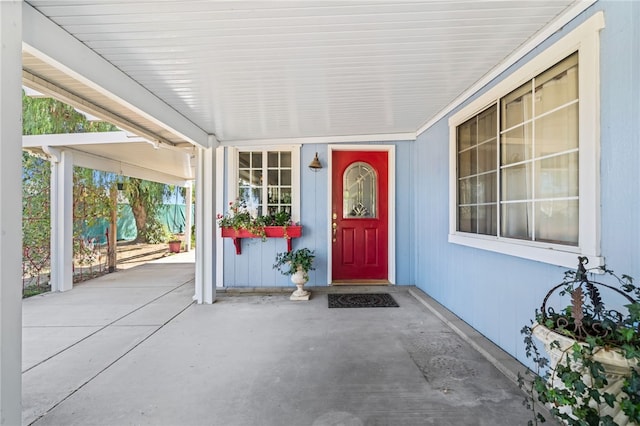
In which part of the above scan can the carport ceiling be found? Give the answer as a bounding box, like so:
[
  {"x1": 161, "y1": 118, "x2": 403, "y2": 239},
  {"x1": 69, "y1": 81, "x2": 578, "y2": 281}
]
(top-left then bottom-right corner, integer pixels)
[{"x1": 23, "y1": 1, "x2": 585, "y2": 144}]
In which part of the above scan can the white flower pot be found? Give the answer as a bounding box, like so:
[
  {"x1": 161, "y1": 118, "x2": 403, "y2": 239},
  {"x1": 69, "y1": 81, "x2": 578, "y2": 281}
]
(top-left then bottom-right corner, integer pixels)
[
  {"x1": 532, "y1": 322, "x2": 639, "y2": 425},
  {"x1": 291, "y1": 269, "x2": 307, "y2": 285},
  {"x1": 290, "y1": 267, "x2": 309, "y2": 300}
]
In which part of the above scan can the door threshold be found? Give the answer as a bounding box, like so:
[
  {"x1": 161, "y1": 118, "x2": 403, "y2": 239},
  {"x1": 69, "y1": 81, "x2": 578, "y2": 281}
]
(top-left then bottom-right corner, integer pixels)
[{"x1": 331, "y1": 280, "x2": 390, "y2": 285}]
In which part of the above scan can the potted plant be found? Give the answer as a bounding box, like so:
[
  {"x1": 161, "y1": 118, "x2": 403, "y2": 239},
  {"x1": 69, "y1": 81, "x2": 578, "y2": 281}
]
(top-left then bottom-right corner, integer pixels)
[
  {"x1": 273, "y1": 248, "x2": 315, "y2": 301},
  {"x1": 217, "y1": 198, "x2": 302, "y2": 254},
  {"x1": 167, "y1": 235, "x2": 182, "y2": 253},
  {"x1": 519, "y1": 256, "x2": 640, "y2": 425}
]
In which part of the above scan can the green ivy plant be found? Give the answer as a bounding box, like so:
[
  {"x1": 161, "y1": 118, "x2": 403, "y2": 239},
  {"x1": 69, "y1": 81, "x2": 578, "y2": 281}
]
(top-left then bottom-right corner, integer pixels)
[
  {"x1": 273, "y1": 248, "x2": 315, "y2": 281},
  {"x1": 519, "y1": 257, "x2": 640, "y2": 426}
]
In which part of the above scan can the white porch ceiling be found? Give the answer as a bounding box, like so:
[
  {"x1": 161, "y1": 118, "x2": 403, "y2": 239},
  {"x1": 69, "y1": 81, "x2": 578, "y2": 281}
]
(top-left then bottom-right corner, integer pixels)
[{"x1": 23, "y1": 0, "x2": 585, "y2": 145}]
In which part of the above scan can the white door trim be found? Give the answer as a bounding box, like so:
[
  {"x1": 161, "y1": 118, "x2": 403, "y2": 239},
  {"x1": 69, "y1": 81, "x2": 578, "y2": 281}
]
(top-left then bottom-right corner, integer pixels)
[{"x1": 327, "y1": 145, "x2": 396, "y2": 285}]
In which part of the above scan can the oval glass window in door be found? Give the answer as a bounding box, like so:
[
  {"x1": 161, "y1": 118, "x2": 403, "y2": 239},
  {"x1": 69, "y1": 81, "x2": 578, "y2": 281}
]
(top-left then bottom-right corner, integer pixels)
[{"x1": 343, "y1": 162, "x2": 377, "y2": 218}]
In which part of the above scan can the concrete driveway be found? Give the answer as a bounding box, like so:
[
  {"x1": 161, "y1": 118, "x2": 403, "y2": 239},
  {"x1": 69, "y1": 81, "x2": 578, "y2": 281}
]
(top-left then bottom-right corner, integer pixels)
[{"x1": 22, "y1": 251, "x2": 534, "y2": 425}]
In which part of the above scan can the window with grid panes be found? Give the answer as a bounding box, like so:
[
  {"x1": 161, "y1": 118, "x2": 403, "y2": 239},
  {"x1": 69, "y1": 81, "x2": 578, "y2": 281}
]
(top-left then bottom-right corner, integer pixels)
[
  {"x1": 237, "y1": 150, "x2": 292, "y2": 217},
  {"x1": 500, "y1": 53, "x2": 578, "y2": 245},
  {"x1": 455, "y1": 52, "x2": 579, "y2": 246},
  {"x1": 449, "y1": 14, "x2": 602, "y2": 268},
  {"x1": 457, "y1": 105, "x2": 498, "y2": 236}
]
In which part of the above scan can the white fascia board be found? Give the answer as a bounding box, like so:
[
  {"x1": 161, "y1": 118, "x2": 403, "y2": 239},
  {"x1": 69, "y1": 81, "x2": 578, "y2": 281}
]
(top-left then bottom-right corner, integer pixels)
[
  {"x1": 21, "y1": 3, "x2": 210, "y2": 148},
  {"x1": 221, "y1": 132, "x2": 416, "y2": 147},
  {"x1": 416, "y1": 0, "x2": 599, "y2": 136},
  {"x1": 22, "y1": 131, "x2": 150, "y2": 148},
  {"x1": 68, "y1": 148, "x2": 190, "y2": 186}
]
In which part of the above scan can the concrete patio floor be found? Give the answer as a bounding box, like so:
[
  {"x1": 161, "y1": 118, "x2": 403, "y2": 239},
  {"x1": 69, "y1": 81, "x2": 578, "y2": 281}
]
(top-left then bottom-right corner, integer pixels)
[{"x1": 22, "y1": 251, "x2": 535, "y2": 425}]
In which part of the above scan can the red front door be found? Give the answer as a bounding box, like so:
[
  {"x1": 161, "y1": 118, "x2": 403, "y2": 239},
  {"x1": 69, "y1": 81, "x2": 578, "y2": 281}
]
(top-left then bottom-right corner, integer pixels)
[{"x1": 331, "y1": 150, "x2": 388, "y2": 283}]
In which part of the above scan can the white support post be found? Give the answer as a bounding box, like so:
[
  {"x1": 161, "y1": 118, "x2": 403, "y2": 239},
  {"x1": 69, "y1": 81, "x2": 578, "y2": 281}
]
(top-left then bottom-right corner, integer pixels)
[
  {"x1": 194, "y1": 147, "x2": 215, "y2": 304},
  {"x1": 215, "y1": 145, "x2": 224, "y2": 288},
  {"x1": 0, "y1": 1, "x2": 23, "y2": 424},
  {"x1": 184, "y1": 181, "x2": 193, "y2": 252},
  {"x1": 47, "y1": 148, "x2": 74, "y2": 292}
]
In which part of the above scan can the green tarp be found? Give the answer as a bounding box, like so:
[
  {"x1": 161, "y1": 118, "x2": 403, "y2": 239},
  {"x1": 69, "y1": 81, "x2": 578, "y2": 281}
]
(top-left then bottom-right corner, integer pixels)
[{"x1": 85, "y1": 204, "x2": 191, "y2": 243}]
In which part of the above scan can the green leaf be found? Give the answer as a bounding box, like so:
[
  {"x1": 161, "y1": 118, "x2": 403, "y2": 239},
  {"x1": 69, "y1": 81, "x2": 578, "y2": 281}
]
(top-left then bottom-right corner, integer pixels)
[{"x1": 603, "y1": 392, "x2": 616, "y2": 408}]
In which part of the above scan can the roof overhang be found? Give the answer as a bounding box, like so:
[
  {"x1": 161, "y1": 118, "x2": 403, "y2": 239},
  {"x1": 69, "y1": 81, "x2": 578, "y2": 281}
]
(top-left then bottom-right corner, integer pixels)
[
  {"x1": 22, "y1": 2, "x2": 212, "y2": 149},
  {"x1": 23, "y1": 131, "x2": 195, "y2": 186}
]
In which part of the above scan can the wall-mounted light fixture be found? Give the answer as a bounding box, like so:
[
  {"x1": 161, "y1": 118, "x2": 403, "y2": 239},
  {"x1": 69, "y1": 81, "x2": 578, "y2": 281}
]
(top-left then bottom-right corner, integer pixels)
[{"x1": 308, "y1": 152, "x2": 322, "y2": 171}]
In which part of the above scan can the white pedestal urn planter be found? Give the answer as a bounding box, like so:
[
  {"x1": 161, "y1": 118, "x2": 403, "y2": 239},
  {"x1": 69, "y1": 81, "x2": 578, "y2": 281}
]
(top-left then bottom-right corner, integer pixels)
[
  {"x1": 273, "y1": 248, "x2": 315, "y2": 302},
  {"x1": 532, "y1": 323, "x2": 639, "y2": 425},
  {"x1": 290, "y1": 267, "x2": 310, "y2": 301}
]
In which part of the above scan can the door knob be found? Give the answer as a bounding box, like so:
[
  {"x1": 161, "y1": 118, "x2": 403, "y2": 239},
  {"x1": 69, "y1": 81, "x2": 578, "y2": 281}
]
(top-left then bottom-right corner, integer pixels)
[{"x1": 332, "y1": 222, "x2": 337, "y2": 242}]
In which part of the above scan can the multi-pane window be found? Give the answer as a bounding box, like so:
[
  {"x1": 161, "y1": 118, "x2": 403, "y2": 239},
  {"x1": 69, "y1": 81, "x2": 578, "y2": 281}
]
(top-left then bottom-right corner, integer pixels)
[
  {"x1": 238, "y1": 150, "x2": 292, "y2": 217},
  {"x1": 501, "y1": 53, "x2": 578, "y2": 245},
  {"x1": 456, "y1": 52, "x2": 579, "y2": 246},
  {"x1": 457, "y1": 106, "x2": 498, "y2": 235}
]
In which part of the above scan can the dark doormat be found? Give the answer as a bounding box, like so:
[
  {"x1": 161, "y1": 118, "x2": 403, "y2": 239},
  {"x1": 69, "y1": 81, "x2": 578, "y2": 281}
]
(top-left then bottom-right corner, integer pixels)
[{"x1": 328, "y1": 293, "x2": 399, "y2": 308}]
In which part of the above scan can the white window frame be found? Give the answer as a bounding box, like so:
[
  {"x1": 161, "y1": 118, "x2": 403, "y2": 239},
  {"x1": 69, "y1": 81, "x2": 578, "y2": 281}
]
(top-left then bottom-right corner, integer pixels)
[
  {"x1": 448, "y1": 12, "x2": 604, "y2": 268},
  {"x1": 227, "y1": 145, "x2": 301, "y2": 223}
]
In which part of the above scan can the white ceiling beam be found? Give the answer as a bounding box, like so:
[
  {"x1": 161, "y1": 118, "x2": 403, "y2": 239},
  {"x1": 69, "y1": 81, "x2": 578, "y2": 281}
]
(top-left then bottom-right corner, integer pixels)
[
  {"x1": 22, "y1": 131, "x2": 150, "y2": 148},
  {"x1": 63, "y1": 147, "x2": 191, "y2": 187},
  {"x1": 221, "y1": 132, "x2": 416, "y2": 147},
  {"x1": 22, "y1": 71, "x2": 182, "y2": 147},
  {"x1": 21, "y1": 2, "x2": 211, "y2": 149},
  {"x1": 22, "y1": 130, "x2": 198, "y2": 154}
]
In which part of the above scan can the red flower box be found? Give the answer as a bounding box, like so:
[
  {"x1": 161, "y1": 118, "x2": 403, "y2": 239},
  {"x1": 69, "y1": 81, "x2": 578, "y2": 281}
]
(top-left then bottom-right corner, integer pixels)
[{"x1": 220, "y1": 225, "x2": 302, "y2": 255}]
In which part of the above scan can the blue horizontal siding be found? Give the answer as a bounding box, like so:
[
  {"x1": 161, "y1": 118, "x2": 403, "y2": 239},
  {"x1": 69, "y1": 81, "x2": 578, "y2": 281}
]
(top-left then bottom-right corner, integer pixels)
[
  {"x1": 413, "y1": 1, "x2": 640, "y2": 369},
  {"x1": 222, "y1": 142, "x2": 415, "y2": 288}
]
